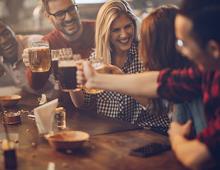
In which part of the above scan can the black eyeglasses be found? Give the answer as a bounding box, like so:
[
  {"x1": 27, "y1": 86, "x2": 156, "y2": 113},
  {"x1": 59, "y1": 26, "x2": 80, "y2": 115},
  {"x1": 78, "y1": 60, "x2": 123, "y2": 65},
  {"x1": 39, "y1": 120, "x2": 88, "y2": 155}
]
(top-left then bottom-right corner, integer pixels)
[{"x1": 48, "y1": 4, "x2": 78, "y2": 20}]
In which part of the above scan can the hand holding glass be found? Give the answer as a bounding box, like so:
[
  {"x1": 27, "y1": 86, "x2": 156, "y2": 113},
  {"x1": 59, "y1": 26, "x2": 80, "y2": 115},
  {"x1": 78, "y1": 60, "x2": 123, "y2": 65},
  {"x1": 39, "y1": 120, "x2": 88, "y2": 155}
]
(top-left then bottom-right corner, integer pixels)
[
  {"x1": 58, "y1": 49, "x2": 81, "y2": 92},
  {"x1": 82, "y1": 58, "x2": 106, "y2": 94},
  {"x1": 28, "y1": 41, "x2": 51, "y2": 72}
]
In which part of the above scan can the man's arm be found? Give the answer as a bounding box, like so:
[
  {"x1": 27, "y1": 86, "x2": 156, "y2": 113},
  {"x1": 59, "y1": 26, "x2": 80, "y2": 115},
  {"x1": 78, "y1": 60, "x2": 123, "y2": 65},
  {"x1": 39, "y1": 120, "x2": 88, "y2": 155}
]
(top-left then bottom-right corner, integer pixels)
[
  {"x1": 169, "y1": 121, "x2": 214, "y2": 170},
  {"x1": 171, "y1": 135, "x2": 212, "y2": 170},
  {"x1": 81, "y1": 61, "x2": 160, "y2": 98},
  {"x1": 87, "y1": 72, "x2": 159, "y2": 97}
]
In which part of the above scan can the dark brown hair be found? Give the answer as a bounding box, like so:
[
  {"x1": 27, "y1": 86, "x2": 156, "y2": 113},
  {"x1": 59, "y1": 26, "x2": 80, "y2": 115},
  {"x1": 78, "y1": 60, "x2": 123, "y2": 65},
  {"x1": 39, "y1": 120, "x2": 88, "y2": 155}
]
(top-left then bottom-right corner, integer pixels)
[
  {"x1": 139, "y1": 5, "x2": 191, "y2": 114},
  {"x1": 41, "y1": 0, "x2": 76, "y2": 13},
  {"x1": 179, "y1": 0, "x2": 220, "y2": 48},
  {"x1": 41, "y1": 0, "x2": 50, "y2": 12},
  {"x1": 140, "y1": 5, "x2": 190, "y2": 70}
]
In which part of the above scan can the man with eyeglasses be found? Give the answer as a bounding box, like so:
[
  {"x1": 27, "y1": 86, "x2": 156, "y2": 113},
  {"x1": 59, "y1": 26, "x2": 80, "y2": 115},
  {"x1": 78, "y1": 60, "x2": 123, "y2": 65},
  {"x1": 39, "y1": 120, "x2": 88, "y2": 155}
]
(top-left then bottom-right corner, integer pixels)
[
  {"x1": 42, "y1": 0, "x2": 94, "y2": 54},
  {"x1": 25, "y1": 0, "x2": 95, "y2": 92},
  {"x1": 77, "y1": 0, "x2": 220, "y2": 169}
]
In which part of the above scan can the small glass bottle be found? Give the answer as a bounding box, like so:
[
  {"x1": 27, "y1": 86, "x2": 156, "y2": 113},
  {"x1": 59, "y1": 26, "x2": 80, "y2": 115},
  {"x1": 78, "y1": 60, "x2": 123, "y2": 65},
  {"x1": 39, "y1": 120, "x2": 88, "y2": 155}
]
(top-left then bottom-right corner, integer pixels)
[{"x1": 54, "y1": 107, "x2": 66, "y2": 130}]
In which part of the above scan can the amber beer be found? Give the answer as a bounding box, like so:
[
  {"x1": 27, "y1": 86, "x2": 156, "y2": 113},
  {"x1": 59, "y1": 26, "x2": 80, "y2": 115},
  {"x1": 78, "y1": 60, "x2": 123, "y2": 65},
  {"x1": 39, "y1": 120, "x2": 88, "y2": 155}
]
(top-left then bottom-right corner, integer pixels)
[
  {"x1": 84, "y1": 65, "x2": 107, "y2": 94},
  {"x1": 28, "y1": 47, "x2": 51, "y2": 72},
  {"x1": 58, "y1": 60, "x2": 79, "y2": 91}
]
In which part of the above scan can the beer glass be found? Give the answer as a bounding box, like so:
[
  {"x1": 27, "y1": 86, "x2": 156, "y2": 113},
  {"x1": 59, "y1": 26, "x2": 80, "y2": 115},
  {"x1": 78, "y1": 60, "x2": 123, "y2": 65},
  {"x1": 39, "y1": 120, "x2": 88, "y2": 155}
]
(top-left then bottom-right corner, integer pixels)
[
  {"x1": 28, "y1": 41, "x2": 51, "y2": 72},
  {"x1": 57, "y1": 49, "x2": 80, "y2": 92},
  {"x1": 54, "y1": 107, "x2": 66, "y2": 130},
  {"x1": 84, "y1": 58, "x2": 105, "y2": 94},
  {"x1": 51, "y1": 50, "x2": 59, "y2": 81}
]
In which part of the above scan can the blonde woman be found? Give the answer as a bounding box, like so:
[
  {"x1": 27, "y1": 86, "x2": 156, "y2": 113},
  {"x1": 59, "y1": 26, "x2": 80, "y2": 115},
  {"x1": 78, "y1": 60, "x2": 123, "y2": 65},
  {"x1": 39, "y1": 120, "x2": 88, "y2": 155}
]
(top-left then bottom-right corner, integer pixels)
[{"x1": 70, "y1": 0, "x2": 169, "y2": 132}]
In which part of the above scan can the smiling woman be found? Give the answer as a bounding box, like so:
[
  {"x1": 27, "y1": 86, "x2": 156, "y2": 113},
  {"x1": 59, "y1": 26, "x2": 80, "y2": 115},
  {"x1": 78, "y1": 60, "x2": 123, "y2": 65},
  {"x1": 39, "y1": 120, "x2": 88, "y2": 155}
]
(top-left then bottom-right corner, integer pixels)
[{"x1": 69, "y1": 0, "x2": 170, "y2": 133}]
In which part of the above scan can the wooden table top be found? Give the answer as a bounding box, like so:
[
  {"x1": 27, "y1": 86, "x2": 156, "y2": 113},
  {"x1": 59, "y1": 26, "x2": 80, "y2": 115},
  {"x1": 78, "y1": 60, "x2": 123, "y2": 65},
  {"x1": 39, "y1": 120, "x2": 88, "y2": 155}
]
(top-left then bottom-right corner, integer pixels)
[{"x1": 0, "y1": 93, "x2": 188, "y2": 170}]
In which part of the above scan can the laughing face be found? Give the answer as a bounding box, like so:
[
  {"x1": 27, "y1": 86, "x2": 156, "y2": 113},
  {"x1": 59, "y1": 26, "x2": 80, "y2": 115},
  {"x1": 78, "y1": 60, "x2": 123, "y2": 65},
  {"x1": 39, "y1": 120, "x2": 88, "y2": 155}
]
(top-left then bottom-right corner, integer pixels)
[
  {"x1": 110, "y1": 14, "x2": 135, "y2": 55},
  {"x1": 175, "y1": 14, "x2": 220, "y2": 71},
  {"x1": 0, "y1": 23, "x2": 18, "y2": 63},
  {"x1": 47, "y1": 0, "x2": 82, "y2": 41}
]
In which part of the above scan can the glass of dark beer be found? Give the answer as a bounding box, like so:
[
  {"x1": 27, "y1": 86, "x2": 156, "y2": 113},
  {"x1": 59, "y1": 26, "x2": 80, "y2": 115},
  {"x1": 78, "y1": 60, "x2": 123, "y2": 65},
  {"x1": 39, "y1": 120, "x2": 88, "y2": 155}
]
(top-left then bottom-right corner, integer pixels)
[
  {"x1": 28, "y1": 41, "x2": 51, "y2": 72},
  {"x1": 58, "y1": 50, "x2": 80, "y2": 92},
  {"x1": 51, "y1": 50, "x2": 59, "y2": 81}
]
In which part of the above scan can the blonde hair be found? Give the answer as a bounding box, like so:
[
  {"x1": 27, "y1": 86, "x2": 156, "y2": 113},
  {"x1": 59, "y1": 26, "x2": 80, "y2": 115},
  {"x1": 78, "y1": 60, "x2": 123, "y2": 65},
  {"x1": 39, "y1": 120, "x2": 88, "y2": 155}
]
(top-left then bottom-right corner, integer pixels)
[{"x1": 95, "y1": 0, "x2": 138, "y2": 64}]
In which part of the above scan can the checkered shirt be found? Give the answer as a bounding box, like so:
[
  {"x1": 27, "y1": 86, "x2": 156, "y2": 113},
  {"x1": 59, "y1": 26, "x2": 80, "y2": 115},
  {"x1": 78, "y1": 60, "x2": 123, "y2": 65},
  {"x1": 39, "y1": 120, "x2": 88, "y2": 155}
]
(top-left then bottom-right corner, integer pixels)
[{"x1": 83, "y1": 42, "x2": 170, "y2": 131}]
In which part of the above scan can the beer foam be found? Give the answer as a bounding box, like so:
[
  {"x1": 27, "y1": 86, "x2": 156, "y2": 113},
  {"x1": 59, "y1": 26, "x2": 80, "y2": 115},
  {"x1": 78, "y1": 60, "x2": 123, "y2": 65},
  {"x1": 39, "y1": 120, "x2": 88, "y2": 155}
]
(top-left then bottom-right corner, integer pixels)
[
  {"x1": 28, "y1": 46, "x2": 49, "y2": 51},
  {"x1": 58, "y1": 60, "x2": 76, "y2": 67},
  {"x1": 52, "y1": 58, "x2": 58, "y2": 61}
]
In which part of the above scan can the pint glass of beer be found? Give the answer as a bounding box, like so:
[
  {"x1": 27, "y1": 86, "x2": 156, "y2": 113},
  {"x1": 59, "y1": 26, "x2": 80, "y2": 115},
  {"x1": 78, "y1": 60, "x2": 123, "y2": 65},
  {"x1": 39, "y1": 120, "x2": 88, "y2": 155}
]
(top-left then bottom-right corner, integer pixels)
[
  {"x1": 51, "y1": 50, "x2": 59, "y2": 80},
  {"x1": 84, "y1": 58, "x2": 105, "y2": 94},
  {"x1": 28, "y1": 41, "x2": 51, "y2": 72},
  {"x1": 57, "y1": 50, "x2": 80, "y2": 92}
]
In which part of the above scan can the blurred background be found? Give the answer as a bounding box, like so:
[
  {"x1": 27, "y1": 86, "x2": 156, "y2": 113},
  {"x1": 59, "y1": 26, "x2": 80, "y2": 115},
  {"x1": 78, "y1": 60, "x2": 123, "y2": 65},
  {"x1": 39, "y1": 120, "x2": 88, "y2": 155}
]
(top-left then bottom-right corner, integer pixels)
[{"x1": 0, "y1": 0, "x2": 181, "y2": 35}]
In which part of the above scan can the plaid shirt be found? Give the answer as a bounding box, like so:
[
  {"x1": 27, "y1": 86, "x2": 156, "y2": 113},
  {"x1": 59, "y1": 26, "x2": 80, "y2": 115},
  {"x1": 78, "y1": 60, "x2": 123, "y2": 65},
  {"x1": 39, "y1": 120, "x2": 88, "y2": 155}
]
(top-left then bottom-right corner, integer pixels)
[
  {"x1": 157, "y1": 68, "x2": 220, "y2": 162},
  {"x1": 83, "y1": 42, "x2": 170, "y2": 132}
]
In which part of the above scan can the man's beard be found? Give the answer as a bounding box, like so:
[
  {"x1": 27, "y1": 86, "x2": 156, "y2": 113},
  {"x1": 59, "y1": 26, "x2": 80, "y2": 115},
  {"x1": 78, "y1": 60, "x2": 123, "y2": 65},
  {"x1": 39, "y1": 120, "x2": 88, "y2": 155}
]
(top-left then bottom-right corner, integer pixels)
[{"x1": 61, "y1": 18, "x2": 80, "y2": 36}]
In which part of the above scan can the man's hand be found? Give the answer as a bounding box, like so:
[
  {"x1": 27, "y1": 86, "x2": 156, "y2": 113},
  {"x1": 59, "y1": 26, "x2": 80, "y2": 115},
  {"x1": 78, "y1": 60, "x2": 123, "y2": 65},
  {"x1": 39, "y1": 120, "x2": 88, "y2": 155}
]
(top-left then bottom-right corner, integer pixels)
[
  {"x1": 102, "y1": 64, "x2": 123, "y2": 74},
  {"x1": 77, "y1": 61, "x2": 96, "y2": 89},
  {"x1": 77, "y1": 61, "x2": 124, "y2": 89},
  {"x1": 0, "y1": 64, "x2": 5, "y2": 77},
  {"x1": 0, "y1": 56, "x2": 5, "y2": 77},
  {"x1": 168, "y1": 120, "x2": 214, "y2": 170},
  {"x1": 22, "y1": 48, "x2": 30, "y2": 67},
  {"x1": 170, "y1": 135, "x2": 212, "y2": 170},
  {"x1": 168, "y1": 120, "x2": 192, "y2": 139}
]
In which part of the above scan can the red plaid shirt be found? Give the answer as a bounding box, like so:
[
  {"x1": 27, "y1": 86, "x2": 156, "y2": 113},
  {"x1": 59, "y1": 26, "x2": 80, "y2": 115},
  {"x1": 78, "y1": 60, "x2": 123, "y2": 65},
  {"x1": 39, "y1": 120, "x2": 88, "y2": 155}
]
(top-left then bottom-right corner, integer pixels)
[{"x1": 157, "y1": 68, "x2": 220, "y2": 162}]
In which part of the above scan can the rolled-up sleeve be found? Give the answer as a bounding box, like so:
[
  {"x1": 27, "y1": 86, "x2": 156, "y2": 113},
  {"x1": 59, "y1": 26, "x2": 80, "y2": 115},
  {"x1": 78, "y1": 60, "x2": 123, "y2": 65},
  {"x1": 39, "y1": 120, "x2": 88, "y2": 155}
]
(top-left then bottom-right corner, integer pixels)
[
  {"x1": 158, "y1": 68, "x2": 220, "y2": 164},
  {"x1": 157, "y1": 68, "x2": 202, "y2": 103},
  {"x1": 197, "y1": 111, "x2": 220, "y2": 163}
]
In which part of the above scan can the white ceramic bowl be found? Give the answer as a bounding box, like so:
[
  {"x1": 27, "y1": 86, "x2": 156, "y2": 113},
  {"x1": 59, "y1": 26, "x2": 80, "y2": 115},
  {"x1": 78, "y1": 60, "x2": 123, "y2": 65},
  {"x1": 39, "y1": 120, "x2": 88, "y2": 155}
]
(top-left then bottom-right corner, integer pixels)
[{"x1": 0, "y1": 95, "x2": 22, "y2": 107}]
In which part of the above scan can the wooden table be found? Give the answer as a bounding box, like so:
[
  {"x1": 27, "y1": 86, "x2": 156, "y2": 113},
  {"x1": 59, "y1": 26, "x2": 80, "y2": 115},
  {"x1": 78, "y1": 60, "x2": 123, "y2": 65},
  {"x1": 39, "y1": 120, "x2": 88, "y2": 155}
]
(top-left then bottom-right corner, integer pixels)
[{"x1": 0, "y1": 93, "x2": 188, "y2": 170}]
